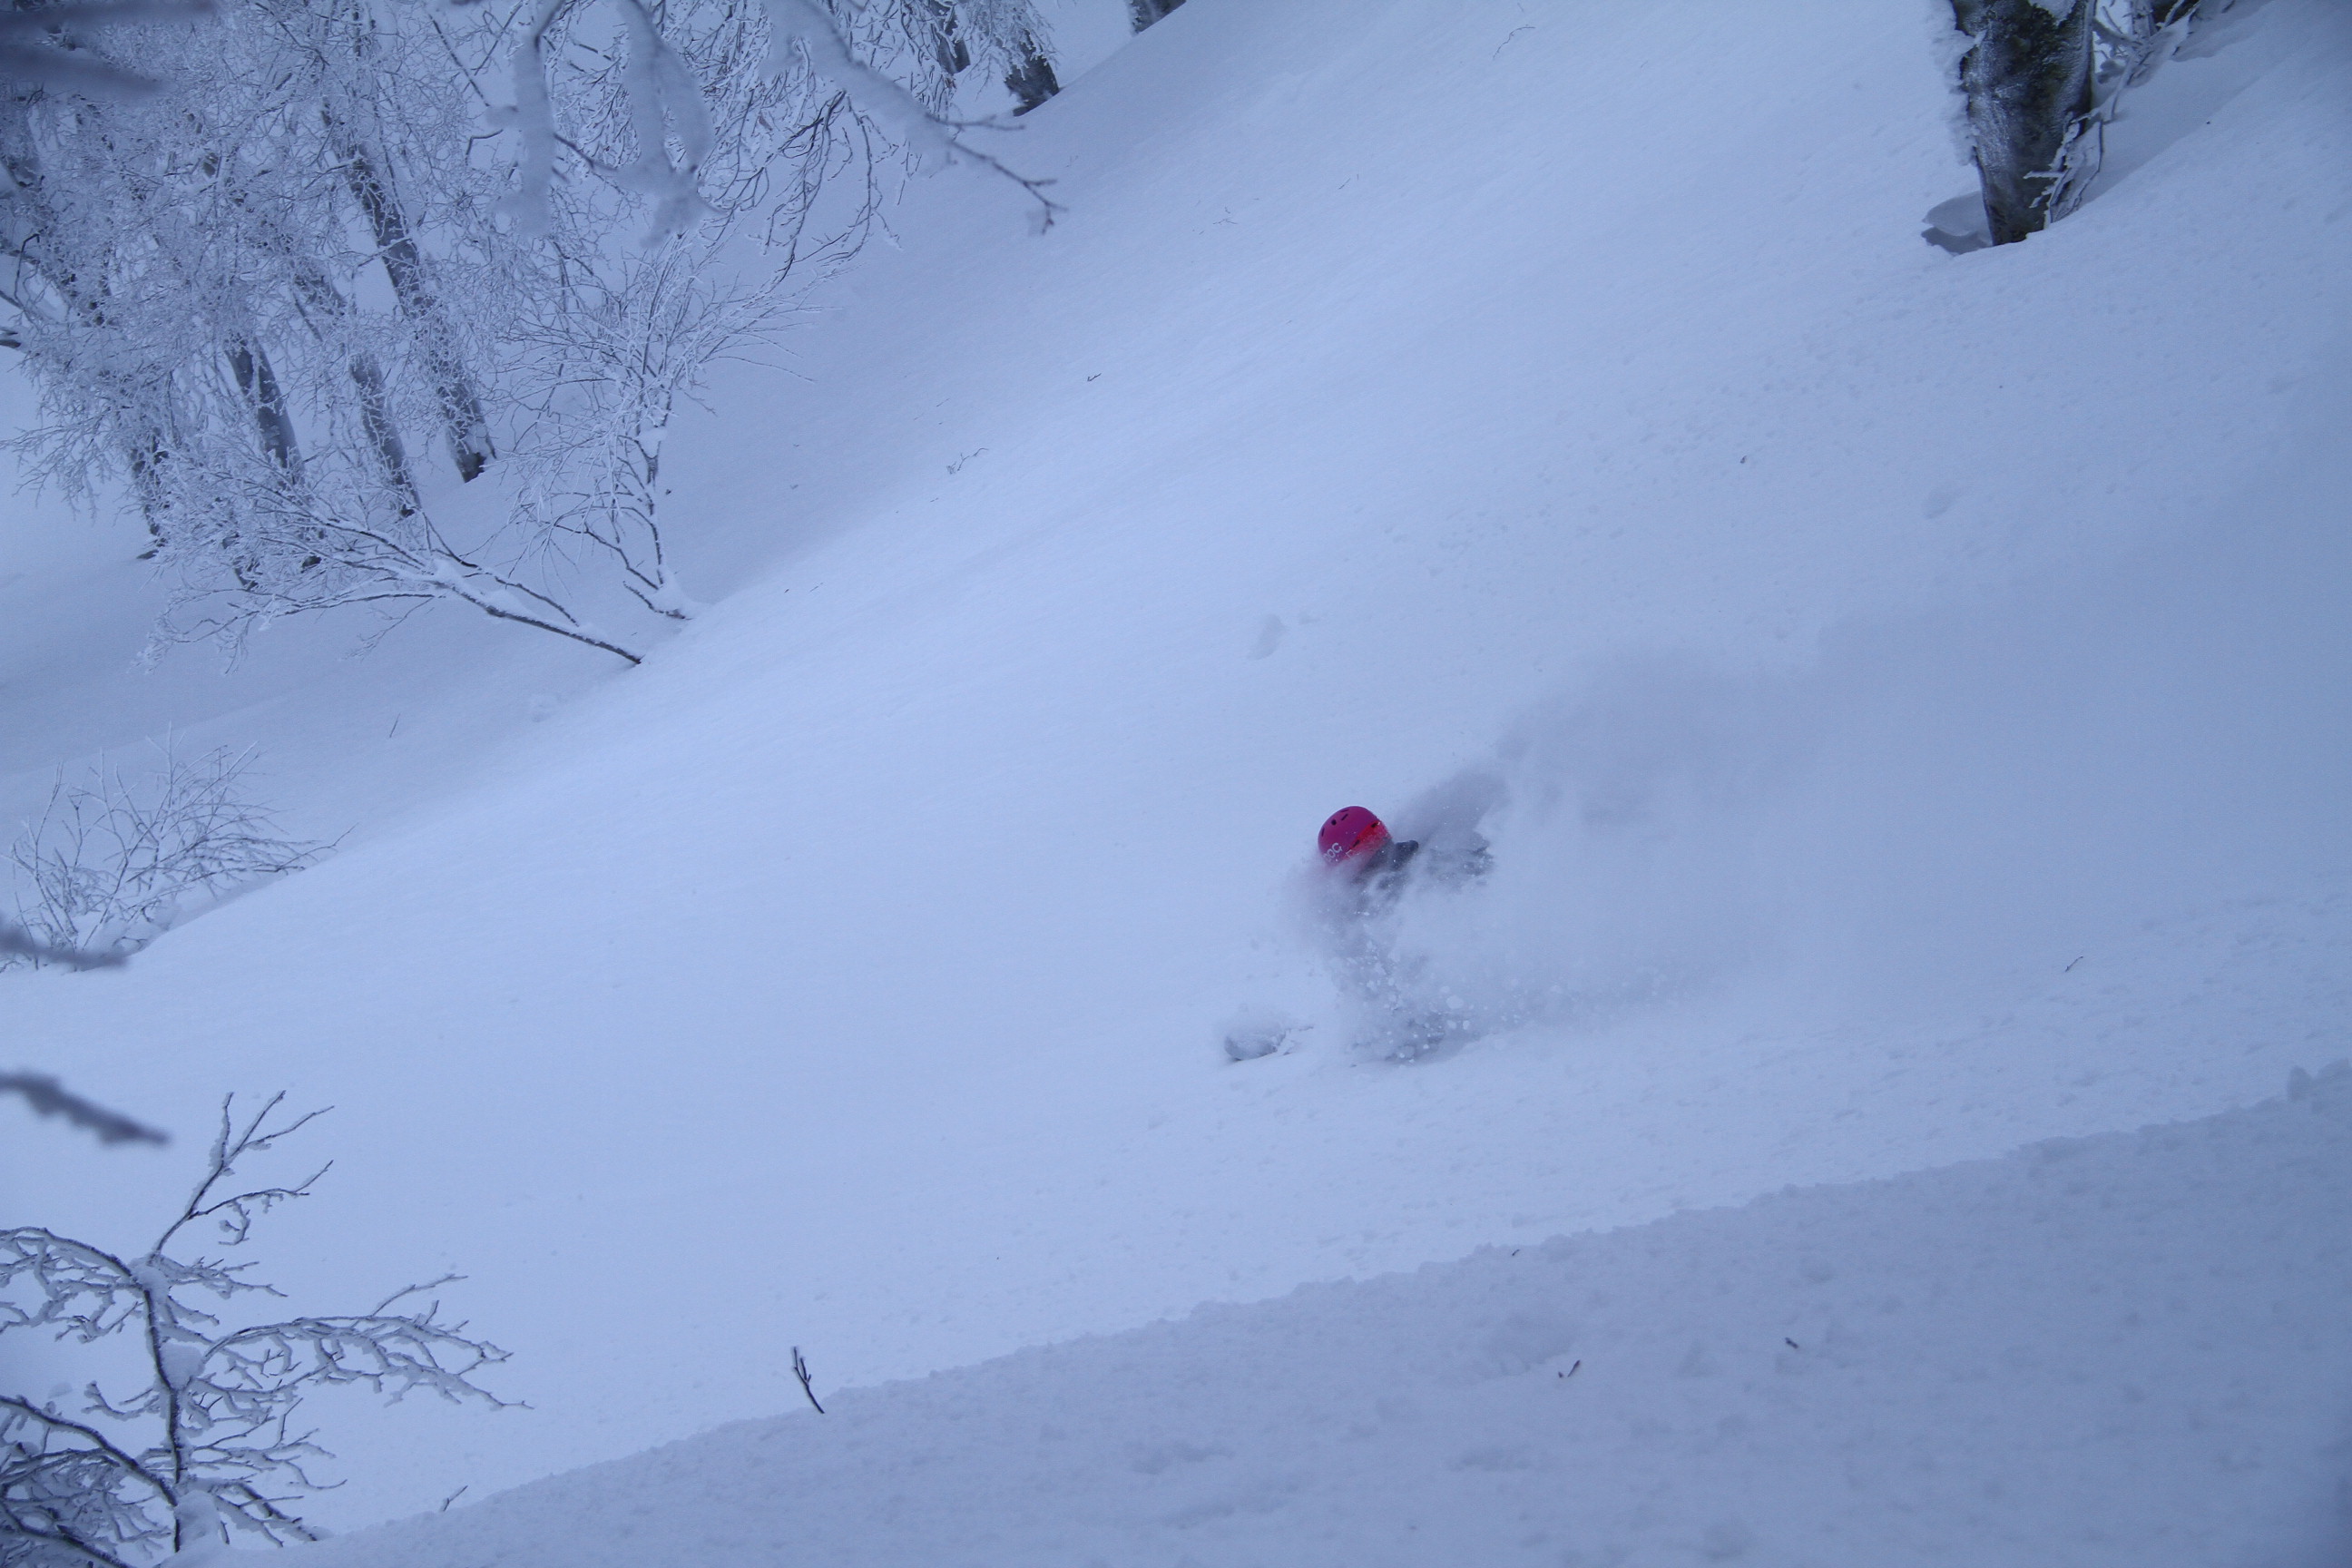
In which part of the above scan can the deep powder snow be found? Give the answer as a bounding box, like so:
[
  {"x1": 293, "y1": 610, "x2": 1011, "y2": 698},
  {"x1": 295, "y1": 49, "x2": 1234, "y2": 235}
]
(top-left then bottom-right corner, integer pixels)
[{"x1": 3, "y1": 0, "x2": 2347, "y2": 1560}]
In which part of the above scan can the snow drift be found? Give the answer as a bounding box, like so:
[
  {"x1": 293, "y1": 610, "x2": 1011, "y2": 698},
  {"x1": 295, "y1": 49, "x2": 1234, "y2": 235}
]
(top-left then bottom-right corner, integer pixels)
[{"x1": 302, "y1": 1066, "x2": 2352, "y2": 1568}]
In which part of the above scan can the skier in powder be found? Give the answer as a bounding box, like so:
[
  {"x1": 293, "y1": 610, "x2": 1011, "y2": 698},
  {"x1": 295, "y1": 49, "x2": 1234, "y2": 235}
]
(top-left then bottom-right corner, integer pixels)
[
  {"x1": 1313, "y1": 805, "x2": 1491, "y2": 1057},
  {"x1": 1318, "y1": 805, "x2": 1416, "y2": 895},
  {"x1": 1223, "y1": 804, "x2": 1493, "y2": 1063},
  {"x1": 1318, "y1": 805, "x2": 1488, "y2": 903}
]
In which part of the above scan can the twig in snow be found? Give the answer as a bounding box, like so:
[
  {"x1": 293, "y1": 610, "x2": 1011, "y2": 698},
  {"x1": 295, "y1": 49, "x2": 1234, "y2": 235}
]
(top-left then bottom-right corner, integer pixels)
[{"x1": 791, "y1": 1345, "x2": 824, "y2": 1414}]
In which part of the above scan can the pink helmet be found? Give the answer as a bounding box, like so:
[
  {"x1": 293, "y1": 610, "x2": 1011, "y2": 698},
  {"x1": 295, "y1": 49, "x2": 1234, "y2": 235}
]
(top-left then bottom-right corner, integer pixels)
[{"x1": 1318, "y1": 807, "x2": 1391, "y2": 866}]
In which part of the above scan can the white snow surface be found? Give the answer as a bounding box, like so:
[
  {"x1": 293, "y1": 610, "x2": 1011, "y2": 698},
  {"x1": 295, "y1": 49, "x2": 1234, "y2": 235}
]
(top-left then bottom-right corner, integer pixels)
[
  {"x1": 5, "y1": 0, "x2": 2350, "y2": 1558},
  {"x1": 303, "y1": 1065, "x2": 2352, "y2": 1567}
]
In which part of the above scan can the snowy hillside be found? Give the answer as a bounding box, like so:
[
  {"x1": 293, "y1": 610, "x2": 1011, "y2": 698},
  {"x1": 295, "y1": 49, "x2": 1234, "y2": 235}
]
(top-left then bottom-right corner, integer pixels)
[
  {"x1": 5, "y1": 0, "x2": 2349, "y2": 1560},
  {"x1": 301, "y1": 1067, "x2": 2352, "y2": 1567}
]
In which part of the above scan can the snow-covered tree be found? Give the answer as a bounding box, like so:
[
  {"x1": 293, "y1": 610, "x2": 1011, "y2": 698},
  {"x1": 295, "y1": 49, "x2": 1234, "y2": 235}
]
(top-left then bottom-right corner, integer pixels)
[
  {"x1": 931, "y1": 0, "x2": 1060, "y2": 112},
  {"x1": 1946, "y1": 0, "x2": 2229, "y2": 245},
  {"x1": 1948, "y1": 0, "x2": 2100, "y2": 244},
  {"x1": 5, "y1": 743, "x2": 327, "y2": 969},
  {"x1": 2090, "y1": 0, "x2": 2223, "y2": 101},
  {"x1": 1003, "y1": 35, "x2": 1057, "y2": 113},
  {"x1": 0, "y1": 0, "x2": 1057, "y2": 667},
  {"x1": 0, "y1": 1095, "x2": 508, "y2": 1566}
]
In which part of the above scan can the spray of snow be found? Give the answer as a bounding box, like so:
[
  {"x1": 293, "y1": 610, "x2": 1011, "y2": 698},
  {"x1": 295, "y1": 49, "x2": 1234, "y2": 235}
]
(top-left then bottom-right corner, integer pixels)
[{"x1": 1299, "y1": 511, "x2": 2352, "y2": 1061}]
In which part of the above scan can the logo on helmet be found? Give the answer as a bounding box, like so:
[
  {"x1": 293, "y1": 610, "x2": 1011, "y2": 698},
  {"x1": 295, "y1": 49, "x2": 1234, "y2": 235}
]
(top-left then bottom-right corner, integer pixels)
[{"x1": 1318, "y1": 807, "x2": 1392, "y2": 866}]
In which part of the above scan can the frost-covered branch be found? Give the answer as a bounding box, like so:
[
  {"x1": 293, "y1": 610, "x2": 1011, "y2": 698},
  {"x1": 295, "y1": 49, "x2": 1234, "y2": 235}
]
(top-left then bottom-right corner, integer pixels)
[
  {"x1": 5, "y1": 744, "x2": 328, "y2": 968},
  {"x1": 763, "y1": 0, "x2": 1059, "y2": 222},
  {"x1": 1, "y1": 1394, "x2": 163, "y2": 1568},
  {"x1": 1, "y1": 1096, "x2": 509, "y2": 1564},
  {"x1": 0, "y1": 1229, "x2": 144, "y2": 1343},
  {"x1": 0, "y1": 0, "x2": 208, "y2": 99},
  {"x1": 206, "y1": 1300, "x2": 513, "y2": 1412},
  {"x1": 5, "y1": 0, "x2": 1060, "y2": 671},
  {"x1": 155, "y1": 1093, "x2": 330, "y2": 1254}
]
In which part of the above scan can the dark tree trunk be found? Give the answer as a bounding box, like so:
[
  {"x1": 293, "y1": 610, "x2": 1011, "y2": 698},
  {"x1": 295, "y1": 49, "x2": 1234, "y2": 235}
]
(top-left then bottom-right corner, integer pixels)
[
  {"x1": 915, "y1": 0, "x2": 970, "y2": 79},
  {"x1": 127, "y1": 432, "x2": 172, "y2": 557},
  {"x1": 332, "y1": 132, "x2": 496, "y2": 482},
  {"x1": 1128, "y1": 0, "x2": 1183, "y2": 33},
  {"x1": 348, "y1": 351, "x2": 416, "y2": 511},
  {"x1": 285, "y1": 257, "x2": 419, "y2": 507},
  {"x1": 1951, "y1": 0, "x2": 2099, "y2": 244},
  {"x1": 226, "y1": 340, "x2": 301, "y2": 477},
  {"x1": 1004, "y1": 32, "x2": 1057, "y2": 113}
]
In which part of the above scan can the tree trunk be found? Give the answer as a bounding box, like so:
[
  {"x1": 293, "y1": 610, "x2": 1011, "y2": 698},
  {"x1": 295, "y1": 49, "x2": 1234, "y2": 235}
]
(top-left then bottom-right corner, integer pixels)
[
  {"x1": 283, "y1": 256, "x2": 419, "y2": 506},
  {"x1": 332, "y1": 131, "x2": 496, "y2": 482},
  {"x1": 1128, "y1": 0, "x2": 1183, "y2": 33},
  {"x1": 348, "y1": 351, "x2": 416, "y2": 510},
  {"x1": 226, "y1": 340, "x2": 302, "y2": 477},
  {"x1": 1951, "y1": 0, "x2": 2099, "y2": 244},
  {"x1": 917, "y1": 0, "x2": 971, "y2": 79},
  {"x1": 1004, "y1": 31, "x2": 1058, "y2": 113}
]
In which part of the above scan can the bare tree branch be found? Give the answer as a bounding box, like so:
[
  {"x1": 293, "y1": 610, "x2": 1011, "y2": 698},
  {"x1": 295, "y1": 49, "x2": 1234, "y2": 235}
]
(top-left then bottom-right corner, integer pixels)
[
  {"x1": 155, "y1": 1093, "x2": 331, "y2": 1254},
  {"x1": 0, "y1": 1075, "x2": 164, "y2": 1146},
  {"x1": 0, "y1": 1397, "x2": 174, "y2": 1504},
  {"x1": 790, "y1": 1345, "x2": 824, "y2": 1415}
]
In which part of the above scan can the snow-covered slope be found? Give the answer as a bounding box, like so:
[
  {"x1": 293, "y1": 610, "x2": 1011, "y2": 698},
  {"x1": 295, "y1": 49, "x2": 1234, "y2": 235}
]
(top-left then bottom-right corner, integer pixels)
[
  {"x1": 304, "y1": 1066, "x2": 2352, "y2": 1568},
  {"x1": 6, "y1": 0, "x2": 2349, "y2": 1549}
]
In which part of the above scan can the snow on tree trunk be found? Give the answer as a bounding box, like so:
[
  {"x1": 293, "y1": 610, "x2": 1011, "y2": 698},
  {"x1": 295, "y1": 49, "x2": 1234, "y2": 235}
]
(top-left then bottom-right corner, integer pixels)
[
  {"x1": 1950, "y1": 0, "x2": 2100, "y2": 244},
  {"x1": 1004, "y1": 31, "x2": 1057, "y2": 113},
  {"x1": 332, "y1": 133, "x2": 496, "y2": 485}
]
